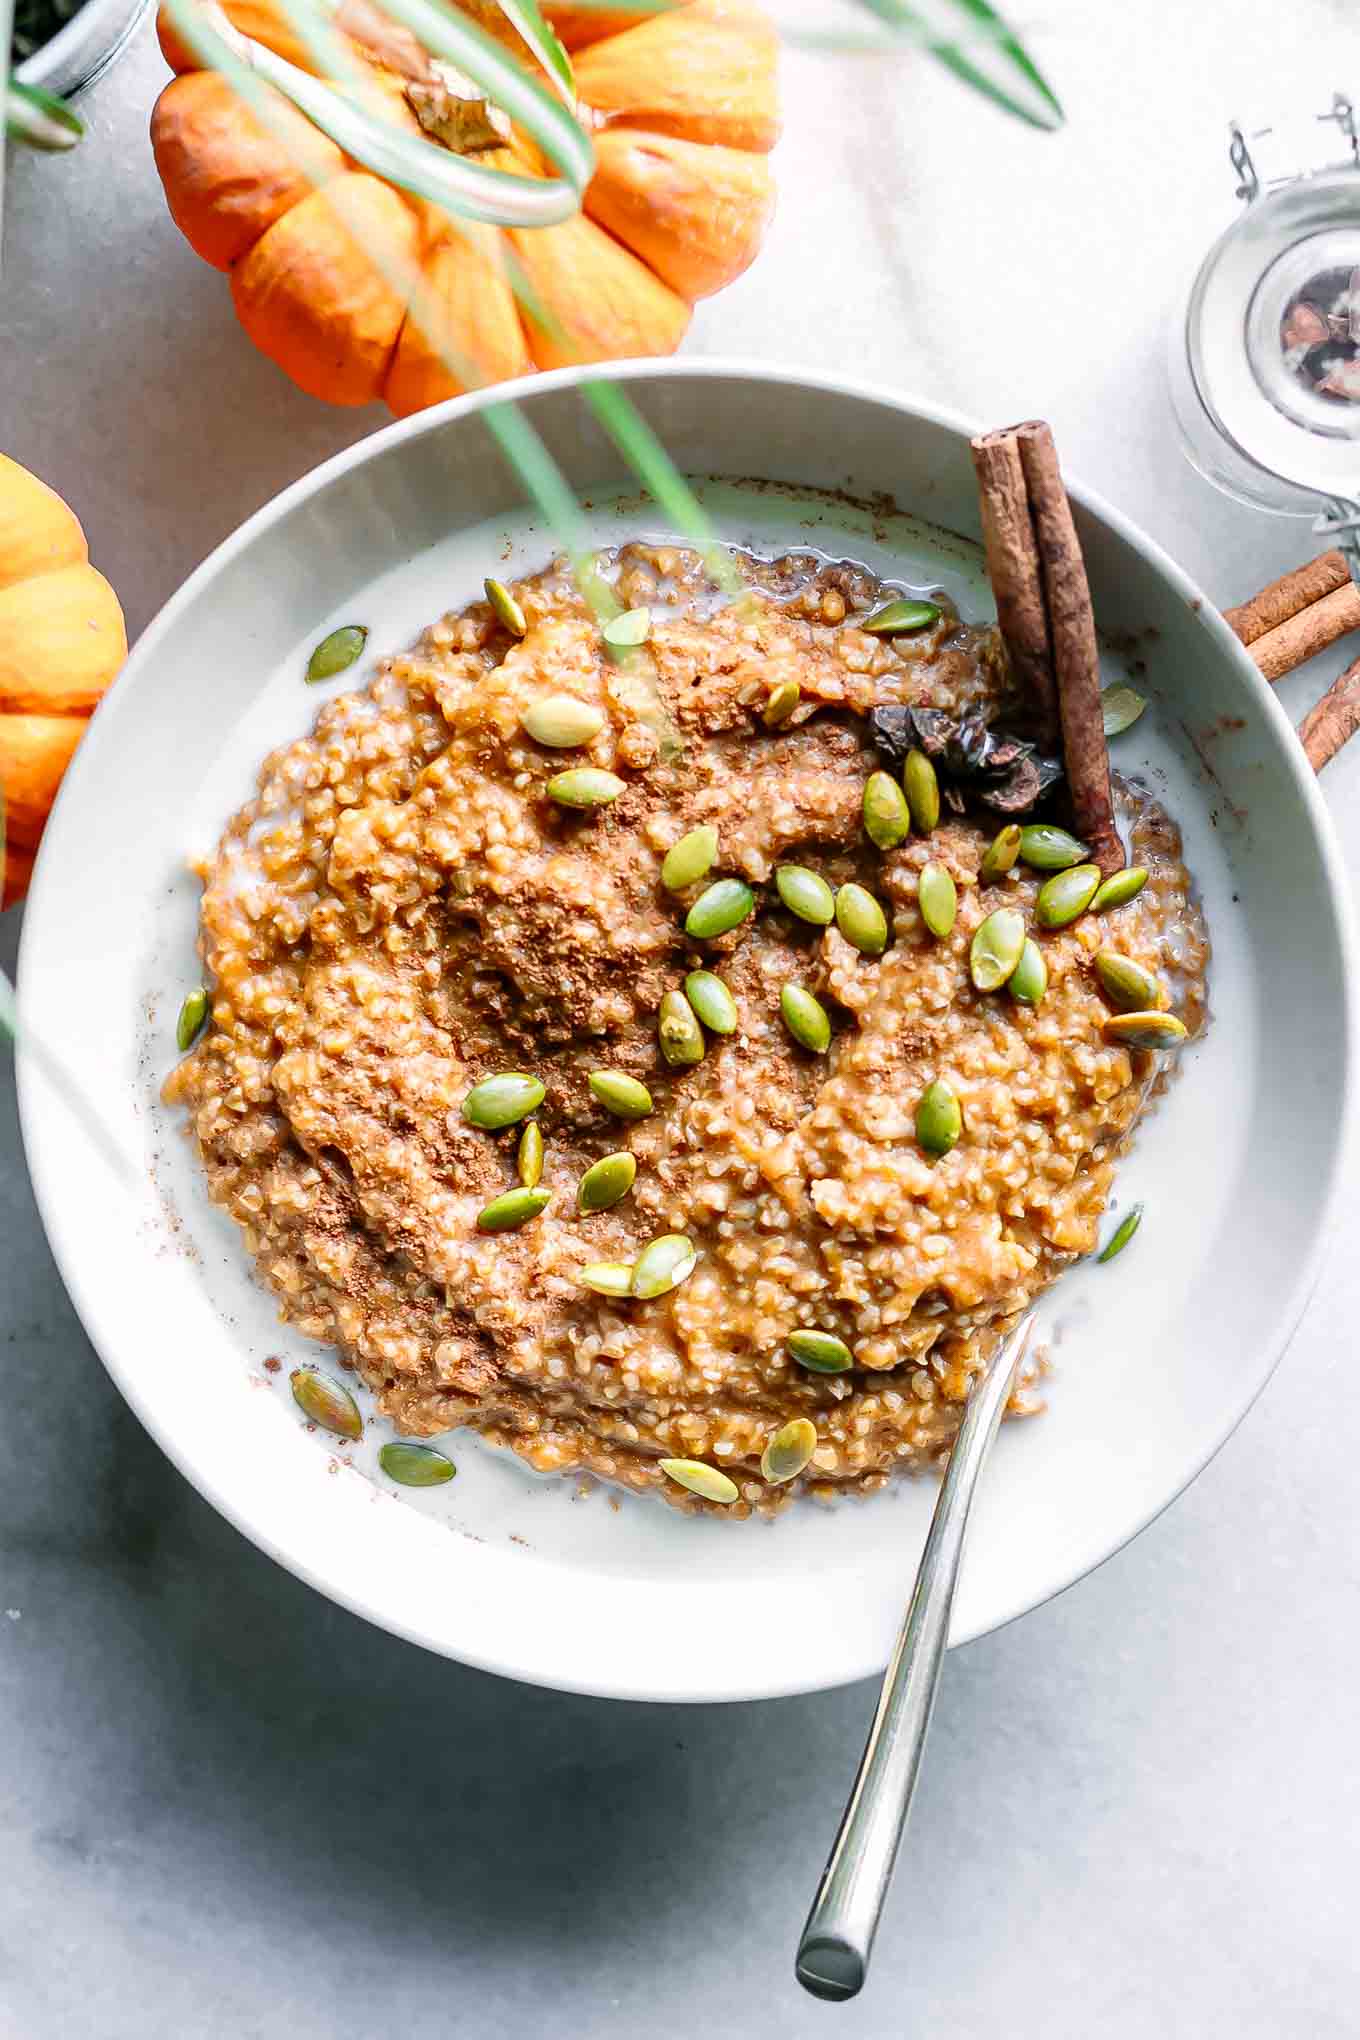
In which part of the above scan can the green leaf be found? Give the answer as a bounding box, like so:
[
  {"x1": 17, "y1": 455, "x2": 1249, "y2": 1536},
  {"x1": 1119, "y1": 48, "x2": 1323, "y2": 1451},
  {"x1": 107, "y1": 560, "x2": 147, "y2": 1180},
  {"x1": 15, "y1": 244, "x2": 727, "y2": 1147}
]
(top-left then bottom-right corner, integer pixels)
[
  {"x1": 5, "y1": 79, "x2": 85, "y2": 152},
  {"x1": 850, "y1": 0, "x2": 1063, "y2": 131},
  {"x1": 496, "y1": 0, "x2": 575, "y2": 105},
  {"x1": 580, "y1": 382, "x2": 744, "y2": 597}
]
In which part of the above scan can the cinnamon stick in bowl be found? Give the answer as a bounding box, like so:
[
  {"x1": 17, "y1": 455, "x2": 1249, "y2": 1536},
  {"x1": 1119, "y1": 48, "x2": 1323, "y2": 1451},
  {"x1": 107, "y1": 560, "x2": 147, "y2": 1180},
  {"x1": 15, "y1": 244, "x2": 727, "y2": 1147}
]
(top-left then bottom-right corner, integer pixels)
[{"x1": 970, "y1": 420, "x2": 1124, "y2": 876}]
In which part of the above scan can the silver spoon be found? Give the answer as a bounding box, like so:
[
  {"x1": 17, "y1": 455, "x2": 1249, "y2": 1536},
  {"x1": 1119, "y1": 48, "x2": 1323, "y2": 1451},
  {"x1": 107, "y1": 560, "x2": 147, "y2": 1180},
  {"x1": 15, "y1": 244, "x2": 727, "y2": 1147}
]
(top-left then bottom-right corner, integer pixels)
[{"x1": 795, "y1": 1309, "x2": 1037, "y2": 2002}]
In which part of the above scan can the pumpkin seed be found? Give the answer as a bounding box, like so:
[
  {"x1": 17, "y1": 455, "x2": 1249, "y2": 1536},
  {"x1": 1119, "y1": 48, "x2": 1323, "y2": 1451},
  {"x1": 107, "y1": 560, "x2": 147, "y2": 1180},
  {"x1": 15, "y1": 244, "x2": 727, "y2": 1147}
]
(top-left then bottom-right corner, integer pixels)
[
  {"x1": 632, "y1": 1234, "x2": 698, "y2": 1298},
  {"x1": 379, "y1": 1441, "x2": 456, "y2": 1487},
  {"x1": 484, "y1": 578, "x2": 527, "y2": 638},
  {"x1": 1008, "y1": 937, "x2": 1048, "y2": 1007},
  {"x1": 862, "y1": 770, "x2": 911, "y2": 849},
  {"x1": 1101, "y1": 684, "x2": 1147, "y2": 737},
  {"x1": 1094, "y1": 951, "x2": 1165, "y2": 1012},
  {"x1": 589, "y1": 1070, "x2": 653, "y2": 1120},
  {"x1": 781, "y1": 982, "x2": 832, "y2": 1053},
  {"x1": 1092, "y1": 865, "x2": 1149, "y2": 912},
  {"x1": 661, "y1": 824, "x2": 718, "y2": 892},
  {"x1": 290, "y1": 1366, "x2": 362, "y2": 1440},
  {"x1": 1018, "y1": 824, "x2": 1087, "y2": 871},
  {"x1": 916, "y1": 1078, "x2": 962, "y2": 1155},
  {"x1": 859, "y1": 597, "x2": 941, "y2": 635},
  {"x1": 602, "y1": 605, "x2": 651, "y2": 650},
  {"x1": 918, "y1": 862, "x2": 958, "y2": 938},
  {"x1": 760, "y1": 1417, "x2": 818, "y2": 1485},
  {"x1": 306, "y1": 624, "x2": 367, "y2": 683},
  {"x1": 1097, "y1": 1203, "x2": 1144, "y2": 1263},
  {"x1": 462, "y1": 1072, "x2": 545, "y2": 1130},
  {"x1": 659, "y1": 1458, "x2": 738, "y2": 1504},
  {"x1": 787, "y1": 1328, "x2": 853, "y2": 1374},
  {"x1": 1102, "y1": 1010, "x2": 1189, "y2": 1051},
  {"x1": 577, "y1": 1150, "x2": 636, "y2": 1214},
  {"x1": 969, "y1": 906, "x2": 1026, "y2": 990},
  {"x1": 1036, "y1": 863, "x2": 1102, "y2": 929},
  {"x1": 685, "y1": 877, "x2": 756, "y2": 940},
  {"x1": 762, "y1": 679, "x2": 800, "y2": 727},
  {"x1": 579, "y1": 1261, "x2": 635, "y2": 1297},
  {"x1": 176, "y1": 986, "x2": 210, "y2": 1052},
  {"x1": 835, "y1": 882, "x2": 889, "y2": 956},
  {"x1": 517, "y1": 1120, "x2": 544, "y2": 1189},
  {"x1": 477, "y1": 1187, "x2": 552, "y2": 1232},
  {"x1": 903, "y1": 749, "x2": 941, "y2": 834},
  {"x1": 546, "y1": 767, "x2": 625, "y2": 809},
  {"x1": 521, "y1": 694, "x2": 605, "y2": 748},
  {"x1": 684, "y1": 969, "x2": 738, "y2": 1035},
  {"x1": 659, "y1": 989, "x2": 706, "y2": 1067},
  {"x1": 979, "y1": 823, "x2": 1023, "y2": 883},
  {"x1": 775, "y1": 864, "x2": 835, "y2": 926}
]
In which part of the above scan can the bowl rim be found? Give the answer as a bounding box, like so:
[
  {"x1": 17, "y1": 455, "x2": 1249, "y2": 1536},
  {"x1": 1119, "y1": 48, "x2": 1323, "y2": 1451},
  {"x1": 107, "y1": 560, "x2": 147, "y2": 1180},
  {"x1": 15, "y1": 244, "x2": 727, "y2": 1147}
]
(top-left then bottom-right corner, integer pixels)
[
  {"x1": 17, "y1": 357, "x2": 1359, "y2": 1701},
  {"x1": 15, "y1": 0, "x2": 153, "y2": 98}
]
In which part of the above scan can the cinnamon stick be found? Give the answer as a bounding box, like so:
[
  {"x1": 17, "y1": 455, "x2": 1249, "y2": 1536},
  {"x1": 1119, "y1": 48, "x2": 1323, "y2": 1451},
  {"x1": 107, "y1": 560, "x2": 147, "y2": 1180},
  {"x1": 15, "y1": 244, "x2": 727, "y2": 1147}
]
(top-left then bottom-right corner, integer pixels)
[
  {"x1": 1299, "y1": 650, "x2": 1360, "y2": 771},
  {"x1": 969, "y1": 431, "x2": 1058, "y2": 735},
  {"x1": 1223, "y1": 549, "x2": 1350, "y2": 645},
  {"x1": 971, "y1": 420, "x2": 1124, "y2": 876},
  {"x1": 1249, "y1": 579, "x2": 1360, "y2": 681}
]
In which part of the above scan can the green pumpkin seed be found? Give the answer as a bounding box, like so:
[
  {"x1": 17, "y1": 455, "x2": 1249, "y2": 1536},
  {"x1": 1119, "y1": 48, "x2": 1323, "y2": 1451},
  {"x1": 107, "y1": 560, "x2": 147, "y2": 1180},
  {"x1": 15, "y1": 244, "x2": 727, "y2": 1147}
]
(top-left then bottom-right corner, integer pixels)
[
  {"x1": 1018, "y1": 824, "x2": 1087, "y2": 871},
  {"x1": 1091, "y1": 865, "x2": 1149, "y2": 912},
  {"x1": 659, "y1": 1458, "x2": 738, "y2": 1504},
  {"x1": 632, "y1": 1234, "x2": 698, "y2": 1298},
  {"x1": 477, "y1": 1187, "x2": 552, "y2": 1232},
  {"x1": 1102, "y1": 1010, "x2": 1189, "y2": 1052},
  {"x1": 484, "y1": 578, "x2": 527, "y2": 638},
  {"x1": 775, "y1": 864, "x2": 835, "y2": 926},
  {"x1": 517, "y1": 1120, "x2": 544, "y2": 1189},
  {"x1": 916, "y1": 1078, "x2": 962, "y2": 1156},
  {"x1": 1094, "y1": 951, "x2": 1165, "y2": 1012},
  {"x1": 859, "y1": 597, "x2": 941, "y2": 635},
  {"x1": 546, "y1": 767, "x2": 625, "y2": 809},
  {"x1": 661, "y1": 825, "x2": 718, "y2": 892},
  {"x1": 588, "y1": 1070, "x2": 653, "y2": 1119},
  {"x1": 306, "y1": 624, "x2": 368, "y2": 683},
  {"x1": 835, "y1": 882, "x2": 889, "y2": 956},
  {"x1": 290, "y1": 1366, "x2": 362, "y2": 1440},
  {"x1": 969, "y1": 906, "x2": 1026, "y2": 991},
  {"x1": 176, "y1": 986, "x2": 210, "y2": 1052},
  {"x1": 862, "y1": 770, "x2": 911, "y2": 849},
  {"x1": 762, "y1": 679, "x2": 800, "y2": 727},
  {"x1": 979, "y1": 823, "x2": 1023, "y2": 883},
  {"x1": 903, "y1": 749, "x2": 941, "y2": 834},
  {"x1": 918, "y1": 862, "x2": 957, "y2": 938},
  {"x1": 659, "y1": 989, "x2": 706, "y2": 1067},
  {"x1": 379, "y1": 1441, "x2": 456, "y2": 1487},
  {"x1": 761, "y1": 1417, "x2": 818, "y2": 1485},
  {"x1": 1101, "y1": 684, "x2": 1147, "y2": 737},
  {"x1": 1097, "y1": 1203, "x2": 1144, "y2": 1263},
  {"x1": 684, "y1": 970, "x2": 738, "y2": 1036},
  {"x1": 577, "y1": 1151, "x2": 636, "y2": 1215},
  {"x1": 521, "y1": 694, "x2": 606, "y2": 748},
  {"x1": 462, "y1": 1072, "x2": 545, "y2": 1130},
  {"x1": 781, "y1": 982, "x2": 832, "y2": 1054},
  {"x1": 1008, "y1": 937, "x2": 1048, "y2": 1007},
  {"x1": 787, "y1": 1328, "x2": 853, "y2": 1374},
  {"x1": 602, "y1": 605, "x2": 651, "y2": 650},
  {"x1": 578, "y1": 1261, "x2": 635, "y2": 1297},
  {"x1": 685, "y1": 877, "x2": 756, "y2": 940},
  {"x1": 1036, "y1": 862, "x2": 1101, "y2": 929}
]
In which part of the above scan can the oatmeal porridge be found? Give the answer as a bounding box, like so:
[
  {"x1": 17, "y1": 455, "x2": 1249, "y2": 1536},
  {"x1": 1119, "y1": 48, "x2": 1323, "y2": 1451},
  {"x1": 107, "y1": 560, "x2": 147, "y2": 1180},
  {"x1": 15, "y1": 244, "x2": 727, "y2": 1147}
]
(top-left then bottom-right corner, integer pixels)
[{"x1": 165, "y1": 543, "x2": 1208, "y2": 1515}]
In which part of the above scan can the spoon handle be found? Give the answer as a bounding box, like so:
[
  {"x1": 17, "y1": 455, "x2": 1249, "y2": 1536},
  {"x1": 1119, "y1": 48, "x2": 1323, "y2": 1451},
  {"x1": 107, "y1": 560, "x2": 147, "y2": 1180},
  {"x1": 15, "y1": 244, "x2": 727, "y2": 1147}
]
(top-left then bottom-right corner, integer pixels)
[{"x1": 795, "y1": 1310, "x2": 1036, "y2": 2003}]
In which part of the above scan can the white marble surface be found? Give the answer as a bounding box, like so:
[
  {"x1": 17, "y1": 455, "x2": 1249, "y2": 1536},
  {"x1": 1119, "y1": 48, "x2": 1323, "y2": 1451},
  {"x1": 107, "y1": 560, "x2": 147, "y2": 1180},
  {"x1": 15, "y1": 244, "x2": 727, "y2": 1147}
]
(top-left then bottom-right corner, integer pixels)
[{"x1": 4, "y1": 2, "x2": 1360, "y2": 2032}]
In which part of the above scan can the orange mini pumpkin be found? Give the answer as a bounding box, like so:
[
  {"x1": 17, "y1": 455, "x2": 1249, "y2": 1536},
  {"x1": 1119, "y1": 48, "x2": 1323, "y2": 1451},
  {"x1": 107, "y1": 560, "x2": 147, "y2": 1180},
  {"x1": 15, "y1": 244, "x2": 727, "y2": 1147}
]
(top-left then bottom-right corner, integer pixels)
[
  {"x1": 0, "y1": 456, "x2": 127, "y2": 910},
  {"x1": 150, "y1": 0, "x2": 779, "y2": 413}
]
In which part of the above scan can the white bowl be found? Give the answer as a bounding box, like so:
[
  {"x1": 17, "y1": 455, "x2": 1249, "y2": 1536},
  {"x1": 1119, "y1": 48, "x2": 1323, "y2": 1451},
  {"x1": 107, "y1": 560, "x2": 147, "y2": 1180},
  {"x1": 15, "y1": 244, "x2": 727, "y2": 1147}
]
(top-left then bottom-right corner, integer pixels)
[
  {"x1": 15, "y1": 0, "x2": 152, "y2": 99},
  {"x1": 17, "y1": 362, "x2": 1357, "y2": 1703}
]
